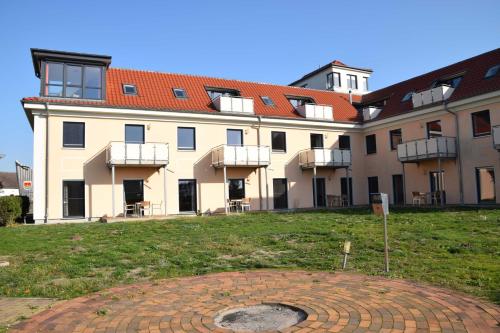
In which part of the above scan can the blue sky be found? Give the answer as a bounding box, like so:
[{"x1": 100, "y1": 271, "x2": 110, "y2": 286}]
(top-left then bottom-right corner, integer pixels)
[{"x1": 0, "y1": 0, "x2": 499, "y2": 171}]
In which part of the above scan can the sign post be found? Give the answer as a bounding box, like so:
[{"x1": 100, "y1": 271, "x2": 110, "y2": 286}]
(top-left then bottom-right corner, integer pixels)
[
  {"x1": 342, "y1": 240, "x2": 351, "y2": 269},
  {"x1": 372, "y1": 193, "x2": 389, "y2": 273}
]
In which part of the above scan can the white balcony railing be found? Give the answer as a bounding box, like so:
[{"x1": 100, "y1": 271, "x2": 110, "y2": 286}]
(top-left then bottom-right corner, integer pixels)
[
  {"x1": 212, "y1": 145, "x2": 270, "y2": 168},
  {"x1": 212, "y1": 95, "x2": 254, "y2": 114},
  {"x1": 299, "y1": 149, "x2": 351, "y2": 169},
  {"x1": 296, "y1": 103, "x2": 333, "y2": 121},
  {"x1": 106, "y1": 142, "x2": 169, "y2": 166},
  {"x1": 362, "y1": 106, "x2": 383, "y2": 121},
  {"x1": 493, "y1": 125, "x2": 500, "y2": 150},
  {"x1": 412, "y1": 85, "x2": 455, "y2": 108},
  {"x1": 397, "y1": 137, "x2": 456, "y2": 162}
]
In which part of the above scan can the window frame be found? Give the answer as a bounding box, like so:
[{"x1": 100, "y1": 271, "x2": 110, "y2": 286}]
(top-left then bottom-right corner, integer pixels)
[
  {"x1": 389, "y1": 129, "x2": 402, "y2": 151},
  {"x1": 365, "y1": 134, "x2": 377, "y2": 154},
  {"x1": 173, "y1": 88, "x2": 188, "y2": 99},
  {"x1": 124, "y1": 124, "x2": 145, "y2": 144},
  {"x1": 177, "y1": 127, "x2": 196, "y2": 151},
  {"x1": 471, "y1": 110, "x2": 491, "y2": 137},
  {"x1": 62, "y1": 121, "x2": 85, "y2": 148},
  {"x1": 260, "y1": 95, "x2": 275, "y2": 106},
  {"x1": 362, "y1": 77, "x2": 369, "y2": 91},
  {"x1": 476, "y1": 167, "x2": 496, "y2": 203},
  {"x1": 226, "y1": 129, "x2": 244, "y2": 146},
  {"x1": 426, "y1": 120, "x2": 442, "y2": 138},
  {"x1": 62, "y1": 180, "x2": 85, "y2": 218},
  {"x1": 347, "y1": 74, "x2": 358, "y2": 90},
  {"x1": 41, "y1": 61, "x2": 104, "y2": 100},
  {"x1": 338, "y1": 135, "x2": 350, "y2": 150},
  {"x1": 123, "y1": 84, "x2": 138, "y2": 95},
  {"x1": 271, "y1": 131, "x2": 287, "y2": 152},
  {"x1": 310, "y1": 133, "x2": 324, "y2": 149},
  {"x1": 228, "y1": 178, "x2": 246, "y2": 200},
  {"x1": 326, "y1": 72, "x2": 341, "y2": 90}
]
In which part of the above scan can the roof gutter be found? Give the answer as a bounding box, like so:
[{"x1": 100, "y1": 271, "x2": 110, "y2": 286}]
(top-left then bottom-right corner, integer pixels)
[{"x1": 444, "y1": 100, "x2": 464, "y2": 204}]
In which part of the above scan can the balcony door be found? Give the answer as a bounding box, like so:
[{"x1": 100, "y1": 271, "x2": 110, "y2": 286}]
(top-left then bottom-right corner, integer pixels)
[
  {"x1": 273, "y1": 178, "x2": 288, "y2": 209},
  {"x1": 341, "y1": 177, "x2": 353, "y2": 205},
  {"x1": 123, "y1": 180, "x2": 144, "y2": 205},
  {"x1": 392, "y1": 174, "x2": 404, "y2": 205},
  {"x1": 227, "y1": 129, "x2": 243, "y2": 146},
  {"x1": 228, "y1": 179, "x2": 245, "y2": 200},
  {"x1": 312, "y1": 178, "x2": 326, "y2": 207},
  {"x1": 179, "y1": 179, "x2": 197, "y2": 212},
  {"x1": 63, "y1": 180, "x2": 85, "y2": 218},
  {"x1": 368, "y1": 176, "x2": 379, "y2": 203},
  {"x1": 125, "y1": 124, "x2": 145, "y2": 144}
]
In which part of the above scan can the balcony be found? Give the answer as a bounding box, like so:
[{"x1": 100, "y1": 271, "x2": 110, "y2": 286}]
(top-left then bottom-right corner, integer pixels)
[
  {"x1": 362, "y1": 106, "x2": 383, "y2": 121},
  {"x1": 397, "y1": 137, "x2": 456, "y2": 163},
  {"x1": 296, "y1": 103, "x2": 333, "y2": 121},
  {"x1": 212, "y1": 145, "x2": 270, "y2": 168},
  {"x1": 299, "y1": 149, "x2": 351, "y2": 169},
  {"x1": 412, "y1": 85, "x2": 455, "y2": 108},
  {"x1": 106, "y1": 142, "x2": 169, "y2": 167},
  {"x1": 212, "y1": 95, "x2": 254, "y2": 114},
  {"x1": 494, "y1": 126, "x2": 500, "y2": 150}
]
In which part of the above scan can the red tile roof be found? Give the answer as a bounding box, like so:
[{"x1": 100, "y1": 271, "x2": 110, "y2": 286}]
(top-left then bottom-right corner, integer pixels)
[
  {"x1": 361, "y1": 48, "x2": 500, "y2": 121},
  {"x1": 23, "y1": 69, "x2": 361, "y2": 123}
]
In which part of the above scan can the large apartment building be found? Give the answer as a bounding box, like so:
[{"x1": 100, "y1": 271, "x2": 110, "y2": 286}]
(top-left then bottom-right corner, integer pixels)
[{"x1": 21, "y1": 48, "x2": 500, "y2": 223}]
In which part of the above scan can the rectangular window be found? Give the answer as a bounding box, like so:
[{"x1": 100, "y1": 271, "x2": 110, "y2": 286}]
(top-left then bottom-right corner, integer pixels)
[
  {"x1": 339, "y1": 135, "x2": 350, "y2": 150},
  {"x1": 271, "y1": 131, "x2": 286, "y2": 152},
  {"x1": 365, "y1": 134, "x2": 377, "y2": 154},
  {"x1": 471, "y1": 110, "x2": 491, "y2": 137},
  {"x1": 310, "y1": 133, "x2": 324, "y2": 149},
  {"x1": 273, "y1": 178, "x2": 288, "y2": 209},
  {"x1": 123, "y1": 84, "x2": 137, "y2": 95},
  {"x1": 261, "y1": 96, "x2": 274, "y2": 106},
  {"x1": 43, "y1": 62, "x2": 103, "y2": 100},
  {"x1": 389, "y1": 129, "x2": 402, "y2": 151},
  {"x1": 227, "y1": 129, "x2": 243, "y2": 146},
  {"x1": 125, "y1": 124, "x2": 145, "y2": 144},
  {"x1": 476, "y1": 167, "x2": 496, "y2": 203},
  {"x1": 363, "y1": 77, "x2": 369, "y2": 91},
  {"x1": 228, "y1": 179, "x2": 245, "y2": 200},
  {"x1": 347, "y1": 74, "x2": 358, "y2": 89},
  {"x1": 178, "y1": 179, "x2": 197, "y2": 212},
  {"x1": 426, "y1": 120, "x2": 442, "y2": 138},
  {"x1": 177, "y1": 127, "x2": 196, "y2": 150},
  {"x1": 173, "y1": 88, "x2": 187, "y2": 99},
  {"x1": 326, "y1": 72, "x2": 341, "y2": 89},
  {"x1": 63, "y1": 180, "x2": 85, "y2": 218},
  {"x1": 368, "y1": 176, "x2": 379, "y2": 203},
  {"x1": 63, "y1": 122, "x2": 85, "y2": 148}
]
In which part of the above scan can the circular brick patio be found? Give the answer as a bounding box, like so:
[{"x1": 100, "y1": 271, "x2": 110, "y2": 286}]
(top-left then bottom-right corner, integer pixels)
[{"x1": 11, "y1": 271, "x2": 500, "y2": 333}]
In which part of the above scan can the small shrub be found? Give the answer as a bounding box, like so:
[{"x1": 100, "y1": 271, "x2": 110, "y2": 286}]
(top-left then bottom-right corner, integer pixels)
[{"x1": 0, "y1": 196, "x2": 22, "y2": 226}]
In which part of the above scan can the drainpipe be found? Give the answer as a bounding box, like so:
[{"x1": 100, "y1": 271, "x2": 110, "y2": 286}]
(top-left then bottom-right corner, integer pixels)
[
  {"x1": 44, "y1": 102, "x2": 50, "y2": 223},
  {"x1": 257, "y1": 116, "x2": 263, "y2": 210},
  {"x1": 348, "y1": 90, "x2": 353, "y2": 104},
  {"x1": 444, "y1": 101, "x2": 464, "y2": 204}
]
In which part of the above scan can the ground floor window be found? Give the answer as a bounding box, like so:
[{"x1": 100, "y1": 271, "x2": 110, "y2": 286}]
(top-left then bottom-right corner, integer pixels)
[
  {"x1": 273, "y1": 178, "x2": 288, "y2": 209},
  {"x1": 476, "y1": 167, "x2": 495, "y2": 203},
  {"x1": 312, "y1": 177, "x2": 326, "y2": 207},
  {"x1": 179, "y1": 179, "x2": 197, "y2": 212},
  {"x1": 63, "y1": 180, "x2": 85, "y2": 218},
  {"x1": 368, "y1": 176, "x2": 379, "y2": 203},
  {"x1": 228, "y1": 179, "x2": 245, "y2": 200}
]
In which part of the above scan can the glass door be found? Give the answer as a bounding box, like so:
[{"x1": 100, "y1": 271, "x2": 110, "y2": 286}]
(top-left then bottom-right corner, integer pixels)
[
  {"x1": 273, "y1": 178, "x2": 288, "y2": 209},
  {"x1": 312, "y1": 178, "x2": 326, "y2": 207},
  {"x1": 123, "y1": 180, "x2": 144, "y2": 205},
  {"x1": 63, "y1": 180, "x2": 85, "y2": 218},
  {"x1": 341, "y1": 177, "x2": 353, "y2": 205},
  {"x1": 392, "y1": 174, "x2": 404, "y2": 204},
  {"x1": 178, "y1": 179, "x2": 197, "y2": 212}
]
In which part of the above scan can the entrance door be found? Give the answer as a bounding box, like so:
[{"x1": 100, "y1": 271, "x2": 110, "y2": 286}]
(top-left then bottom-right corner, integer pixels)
[
  {"x1": 312, "y1": 178, "x2": 326, "y2": 207},
  {"x1": 340, "y1": 177, "x2": 353, "y2": 205},
  {"x1": 63, "y1": 180, "x2": 85, "y2": 218},
  {"x1": 123, "y1": 180, "x2": 144, "y2": 205},
  {"x1": 392, "y1": 174, "x2": 404, "y2": 204},
  {"x1": 273, "y1": 178, "x2": 288, "y2": 209},
  {"x1": 178, "y1": 179, "x2": 197, "y2": 212}
]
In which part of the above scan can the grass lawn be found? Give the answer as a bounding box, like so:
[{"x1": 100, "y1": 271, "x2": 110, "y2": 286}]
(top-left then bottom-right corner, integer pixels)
[{"x1": 0, "y1": 208, "x2": 498, "y2": 305}]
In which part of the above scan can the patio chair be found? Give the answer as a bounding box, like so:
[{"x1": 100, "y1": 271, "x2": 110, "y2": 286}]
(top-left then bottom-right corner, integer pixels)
[
  {"x1": 124, "y1": 202, "x2": 135, "y2": 217},
  {"x1": 138, "y1": 201, "x2": 151, "y2": 217},
  {"x1": 151, "y1": 201, "x2": 163, "y2": 215},
  {"x1": 228, "y1": 199, "x2": 237, "y2": 213},
  {"x1": 412, "y1": 192, "x2": 425, "y2": 205},
  {"x1": 241, "y1": 197, "x2": 251, "y2": 212},
  {"x1": 341, "y1": 195, "x2": 349, "y2": 207}
]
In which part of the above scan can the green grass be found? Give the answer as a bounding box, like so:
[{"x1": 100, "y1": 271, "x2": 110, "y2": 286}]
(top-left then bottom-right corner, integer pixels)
[{"x1": 0, "y1": 208, "x2": 499, "y2": 304}]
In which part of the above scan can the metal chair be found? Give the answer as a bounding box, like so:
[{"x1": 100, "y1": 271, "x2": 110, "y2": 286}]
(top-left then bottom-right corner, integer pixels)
[
  {"x1": 124, "y1": 202, "x2": 135, "y2": 217},
  {"x1": 241, "y1": 198, "x2": 251, "y2": 212},
  {"x1": 412, "y1": 192, "x2": 425, "y2": 205},
  {"x1": 139, "y1": 201, "x2": 151, "y2": 216},
  {"x1": 151, "y1": 201, "x2": 163, "y2": 215}
]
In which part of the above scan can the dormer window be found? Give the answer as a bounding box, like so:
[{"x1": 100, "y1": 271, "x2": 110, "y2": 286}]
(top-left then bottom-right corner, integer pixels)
[
  {"x1": 173, "y1": 88, "x2": 187, "y2": 99},
  {"x1": 123, "y1": 84, "x2": 137, "y2": 95},
  {"x1": 287, "y1": 96, "x2": 315, "y2": 108},
  {"x1": 43, "y1": 62, "x2": 103, "y2": 99},
  {"x1": 485, "y1": 65, "x2": 500, "y2": 79},
  {"x1": 206, "y1": 87, "x2": 239, "y2": 100}
]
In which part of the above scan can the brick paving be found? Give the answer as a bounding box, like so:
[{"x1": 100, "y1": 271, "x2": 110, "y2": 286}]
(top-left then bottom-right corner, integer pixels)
[
  {"x1": 9, "y1": 270, "x2": 500, "y2": 332},
  {"x1": 0, "y1": 297, "x2": 56, "y2": 327}
]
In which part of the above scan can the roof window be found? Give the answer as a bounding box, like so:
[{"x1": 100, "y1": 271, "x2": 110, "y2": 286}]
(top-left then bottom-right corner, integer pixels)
[
  {"x1": 173, "y1": 88, "x2": 187, "y2": 99},
  {"x1": 261, "y1": 96, "x2": 274, "y2": 106},
  {"x1": 401, "y1": 91, "x2": 414, "y2": 102},
  {"x1": 485, "y1": 64, "x2": 500, "y2": 79},
  {"x1": 123, "y1": 84, "x2": 137, "y2": 95}
]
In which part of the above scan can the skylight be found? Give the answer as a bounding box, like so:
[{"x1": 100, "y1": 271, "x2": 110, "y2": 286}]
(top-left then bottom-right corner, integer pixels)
[
  {"x1": 173, "y1": 88, "x2": 187, "y2": 99},
  {"x1": 401, "y1": 91, "x2": 413, "y2": 102},
  {"x1": 123, "y1": 84, "x2": 137, "y2": 95},
  {"x1": 485, "y1": 64, "x2": 500, "y2": 79},
  {"x1": 261, "y1": 96, "x2": 274, "y2": 106}
]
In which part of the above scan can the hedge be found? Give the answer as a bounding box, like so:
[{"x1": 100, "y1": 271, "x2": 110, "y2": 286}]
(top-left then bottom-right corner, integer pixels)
[{"x1": 0, "y1": 196, "x2": 28, "y2": 226}]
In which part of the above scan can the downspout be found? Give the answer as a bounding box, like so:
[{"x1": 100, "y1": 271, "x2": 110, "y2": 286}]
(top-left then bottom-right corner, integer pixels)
[
  {"x1": 257, "y1": 116, "x2": 263, "y2": 210},
  {"x1": 444, "y1": 101, "x2": 464, "y2": 204},
  {"x1": 44, "y1": 102, "x2": 50, "y2": 223}
]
